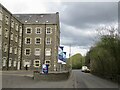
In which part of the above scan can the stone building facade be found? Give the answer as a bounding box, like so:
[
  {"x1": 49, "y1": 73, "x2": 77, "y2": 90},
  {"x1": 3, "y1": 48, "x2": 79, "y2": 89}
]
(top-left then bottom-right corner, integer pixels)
[{"x1": 0, "y1": 4, "x2": 60, "y2": 71}]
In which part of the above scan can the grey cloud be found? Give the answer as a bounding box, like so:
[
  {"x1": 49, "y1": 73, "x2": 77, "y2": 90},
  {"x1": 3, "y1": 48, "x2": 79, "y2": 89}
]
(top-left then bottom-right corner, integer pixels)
[
  {"x1": 60, "y1": 2, "x2": 118, "y2": 29},
  {"x1": 60, "y1": 24, "x2": 96, "y2": 47},
  {"x1": 61, "y1": 36, "x2": 94, "y2": 47},
  {"x1": 58, "y1": 2, "x2": 118, "y2": 48}
]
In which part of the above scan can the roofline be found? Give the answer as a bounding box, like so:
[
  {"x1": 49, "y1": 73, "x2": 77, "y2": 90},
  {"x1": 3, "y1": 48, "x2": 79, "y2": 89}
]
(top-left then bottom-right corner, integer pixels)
[
  {"x1": 0, "y1": 3, "x2": 59, "y2": 25},
  {"x1": 0, "y1": 3, "x2": 59, "y2": 15},
  {"x1": 0, "y1": 3, "x2": 23, "y2": 24},
  {"x1": 13, "y1": 12, "x2": 59, "y2": 15},
  {"x1": 23, "y1": 23, "x2": 57, "y2": 25},
  {"x1": 0, "y1": 3, "x2": 12, "y2": 15}
]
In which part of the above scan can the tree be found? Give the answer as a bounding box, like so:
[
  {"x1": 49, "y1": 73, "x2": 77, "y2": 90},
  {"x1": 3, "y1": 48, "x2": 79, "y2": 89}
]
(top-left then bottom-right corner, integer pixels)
[
  {"x1": 85, "y1": 25, "x2": 120, "y2": 76},
  {"x1": 67, "y1": 53, "x2": 84, "y2": 69}
]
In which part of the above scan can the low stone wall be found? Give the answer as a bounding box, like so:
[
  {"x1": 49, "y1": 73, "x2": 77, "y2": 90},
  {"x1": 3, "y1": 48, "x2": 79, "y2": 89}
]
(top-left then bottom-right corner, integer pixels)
[{"x1": 33, "y1": 71, "x2": 70, "y2": 81}]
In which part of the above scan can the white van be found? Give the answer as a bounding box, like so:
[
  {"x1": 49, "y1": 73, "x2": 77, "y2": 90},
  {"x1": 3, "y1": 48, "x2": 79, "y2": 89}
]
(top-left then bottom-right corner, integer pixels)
[{"x1": 81, "y1": 66, "x2": 88, "y2": 72}]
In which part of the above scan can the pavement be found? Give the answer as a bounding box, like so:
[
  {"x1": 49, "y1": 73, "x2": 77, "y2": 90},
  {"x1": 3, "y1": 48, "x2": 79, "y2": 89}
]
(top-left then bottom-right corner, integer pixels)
[
  {"x1": 2, "y1": 70, "x2": 33, "y2": 77},
  {"x1": 2, "y1": 70, "x2": 75, "y2": 88}
]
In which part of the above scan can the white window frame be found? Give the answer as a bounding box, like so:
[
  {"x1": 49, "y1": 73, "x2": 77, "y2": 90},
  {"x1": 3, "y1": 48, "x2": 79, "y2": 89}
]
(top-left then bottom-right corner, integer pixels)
[
  {"x1": 45, "y1": 60, "x2": 51, "y2": 67},
  {"x1": 45, "y1": 48, "x2": 51, "y2": 56},
  {"x1": 15, "y1": 23, "x2": 18, "y2": 31},
  {"x1": 9, "y1": 45, "x2": 12, "y2": 53},
  {"x1": 19, "y1": 39, "x2": 21, "y2": 47},
  {"x1": 35, "y1": 27, "x2": 42, "y2": 34},
  {"x1": 11, "y1": 19, "x2": 14, "y2": 28},
  {"x1": 34, "y1": 48, "x2": 41, "y2": 56},
  {"x1": 19, "y1": 26, "x2": 22, "y2": 36},
  {"x1": 46, "y1": 27, "x2": 52, "y2": 34},
  {"x1": 10, "y1": 32, "x2": 13, "y2": 40},
  {"x1": 46, "y1": 37, "x2": 51, "y2": 45},
  {"x1": 34, "y1": 60, "x2": 41, "y2": 67},
  {"x1": 9, "y1": 58, "x2": 12, "y2": 67},
  {"x1": 0, "y1": 12, "x2": 2, "y2": 21},
  {"x1": 25, "y1": 37, "x2": 32, "y2": 44},
  {"x1": 14, "y1": 46, "x2": 17, "y2": 55},
  {"x1": 23, "y1": 60, "x2": 31, "y2": 67},
  {"x1": 5, "y1": 28, "x2": 8, "y2": 38},
  {"x1": 35, "y1": 37, "x2": 41, "y2": 45},
  {"x1": 3, "y1": 42, "x2": 7, "y2": 52},
  {"x1": 13, "y1": 60, "x2": 17, "y2": 67},
  {"x1": 24, "y1": 48, "x2": 31, "y2": 56},
  {"x1": 18, "y1": 48, "x2": 21, "y2": 56},
  {"x1": 2, "y1": 57, "x2": 7, "y2": 67},
  {"x1": 0, "y1": 25, "x2": 2, "y2": 35},
  {"x1": 5, "y1": 15, "x2": 9, "y2": 25},
  {"x1": 15, "y1": 34, "x2": 18, "y2": 42},
  {"x1": 0, "y1": 42, "x2": 1, "y2": 50},
  {"x1": 26, "y1": 27, "x2": 32, "y2": 34}
]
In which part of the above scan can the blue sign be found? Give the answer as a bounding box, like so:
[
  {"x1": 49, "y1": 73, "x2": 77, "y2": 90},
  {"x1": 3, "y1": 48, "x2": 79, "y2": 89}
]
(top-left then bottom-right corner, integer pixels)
[
  {"x1": 58, "y1": 46, "x2": 67, "y2": 64},
  {"x1": 58, "y1": 46, "x2": 64, "y2": 55},
  {"x1": 58, "y1": 46, "x2": 64, "y2": 61},
  {"x1": 42, "y1": 64, "x2": 48, "y2": 74},
  {"x1": 63, "y1": 52, "x2": 66, "y2": 62},
  {"x1": 58, "y1": 54, "x2": 63, "y2": 60}
]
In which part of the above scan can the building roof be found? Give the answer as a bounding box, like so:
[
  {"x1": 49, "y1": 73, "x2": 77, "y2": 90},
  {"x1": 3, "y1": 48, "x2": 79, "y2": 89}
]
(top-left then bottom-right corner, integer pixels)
[{"x1": 13, "y1": 13, "x2": 59, "y2": 24}]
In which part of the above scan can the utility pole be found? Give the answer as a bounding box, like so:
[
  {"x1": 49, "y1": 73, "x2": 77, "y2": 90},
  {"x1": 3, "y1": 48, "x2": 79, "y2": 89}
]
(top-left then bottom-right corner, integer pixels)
[
  {"x1": 69, "y1": 44, "x2": 72, "y2": 72},
  {"x1": 41, "y1": 21, "x2": 46, "y2": 73},
  {"x1": 43, "y1": 22, "x2": 46, "y2": 66}
]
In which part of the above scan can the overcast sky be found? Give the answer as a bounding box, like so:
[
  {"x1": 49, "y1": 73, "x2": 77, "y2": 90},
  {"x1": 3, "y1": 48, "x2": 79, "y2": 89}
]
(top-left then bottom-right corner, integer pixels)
[{"x1": 1, "y1": 0, "x2": 118, "y2": 57}]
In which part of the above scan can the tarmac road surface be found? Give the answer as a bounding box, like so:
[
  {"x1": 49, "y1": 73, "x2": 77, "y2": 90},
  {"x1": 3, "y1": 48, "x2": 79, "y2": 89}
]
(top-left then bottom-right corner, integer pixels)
[{"x1": 1, "y1": 70, "x2": 120, "y2": 89}]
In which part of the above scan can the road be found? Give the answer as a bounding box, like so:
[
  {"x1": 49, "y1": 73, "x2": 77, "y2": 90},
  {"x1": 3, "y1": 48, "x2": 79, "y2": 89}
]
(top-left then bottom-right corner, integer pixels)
[
  {"x1": 73, "y1": 70, "x2": 119, "y2": 88},
  {"x1": 1, "y1": 70, "x2": 120, "y2": 88}
]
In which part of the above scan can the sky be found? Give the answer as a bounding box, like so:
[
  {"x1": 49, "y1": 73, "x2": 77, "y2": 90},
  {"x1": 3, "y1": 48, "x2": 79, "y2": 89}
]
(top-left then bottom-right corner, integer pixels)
[{"x1": 0, "y1": 0, "x2": 118, "y2": 57}]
